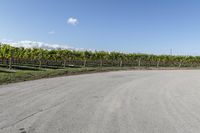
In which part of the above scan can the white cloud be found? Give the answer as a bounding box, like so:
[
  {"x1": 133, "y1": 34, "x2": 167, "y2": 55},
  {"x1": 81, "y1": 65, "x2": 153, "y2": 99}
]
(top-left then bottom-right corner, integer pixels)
[
  {"x1": 48, "y1": 30, "x2": 55, "y2": 35},
  {"x1": 67, "y1": 17, "x2": 78, "y2": 26},
  {"x1": 11, "y1": 41, "x2": 67, "y2": 50},
  {"x1": 0, "y1": 39, "x2": 70, "y2": 50},
  {"x1": 0, "y1": 38, "x2": 93, "y2": 51}
]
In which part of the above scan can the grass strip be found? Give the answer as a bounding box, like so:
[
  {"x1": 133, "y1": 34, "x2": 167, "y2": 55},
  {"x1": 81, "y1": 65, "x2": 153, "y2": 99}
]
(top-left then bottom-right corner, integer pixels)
[{"x1": 0, "y1": 67, "x2": 134, "y2": 85}]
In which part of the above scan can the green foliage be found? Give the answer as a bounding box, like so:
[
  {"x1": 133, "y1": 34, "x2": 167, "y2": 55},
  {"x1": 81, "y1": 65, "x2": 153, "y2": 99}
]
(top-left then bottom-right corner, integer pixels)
[{"x1": 0, "y1": 44, "x2": 200, "y2": 68}]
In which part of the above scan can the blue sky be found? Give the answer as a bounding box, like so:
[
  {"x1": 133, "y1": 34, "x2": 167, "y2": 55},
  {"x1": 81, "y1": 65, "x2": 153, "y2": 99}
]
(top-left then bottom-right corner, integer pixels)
[{"x1": 1, "y1": 0, "x2": 200, "y2": 55}]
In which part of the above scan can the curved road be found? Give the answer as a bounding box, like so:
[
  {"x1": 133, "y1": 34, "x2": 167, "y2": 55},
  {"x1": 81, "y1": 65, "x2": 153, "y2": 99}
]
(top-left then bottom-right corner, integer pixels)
[{"x1": 1, "y1": 70, "x2": 200, "y2": 133}]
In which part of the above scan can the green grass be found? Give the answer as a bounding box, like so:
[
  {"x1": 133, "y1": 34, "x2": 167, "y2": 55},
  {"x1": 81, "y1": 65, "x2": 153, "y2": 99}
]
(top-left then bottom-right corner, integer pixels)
[
  {"x1": 2, "y1": 65, "x2": 200, "y2": 85},
  {"x1": 0, "y1": 67, "x2": 134, "y2": 85}
]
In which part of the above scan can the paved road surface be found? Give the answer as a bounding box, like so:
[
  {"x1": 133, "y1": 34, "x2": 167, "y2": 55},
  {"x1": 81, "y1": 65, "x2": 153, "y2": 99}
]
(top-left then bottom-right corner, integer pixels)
[{"x1": 1, "y1": 70, "x2": 200, "y2": 133}]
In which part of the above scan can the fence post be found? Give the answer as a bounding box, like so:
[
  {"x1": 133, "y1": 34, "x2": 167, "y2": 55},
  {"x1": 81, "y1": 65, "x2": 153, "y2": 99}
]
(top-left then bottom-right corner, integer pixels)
[
  {"x1": 100, "y1": 60, "x2": 103, "y2": 67},
  {"x1": 138, "y1": 58, "x2": 141, "y2": 67},
  {"x1": 120, "y1": 60, "x2": 123, "y2": 67},
  {"x1": 178, "y1": 60, "x2": 182, "y2": 68},
  {"x1": 9, "y1": 49, "x2": 14, "y2": 69},
  {"x1": 63, "y1": 60, "x2": 66, "y2": 68},
  {"x1": 157, "y1": 59, "x2": 160, "y2": 68},
  {"x1": 83, "y1": 60, "x2": 87, "y2": 67}
]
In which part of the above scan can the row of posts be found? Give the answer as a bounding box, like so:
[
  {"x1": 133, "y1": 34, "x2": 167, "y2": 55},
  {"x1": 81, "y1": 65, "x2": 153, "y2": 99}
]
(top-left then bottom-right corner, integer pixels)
[{"x1": 6, "y1": 55, "x2": 186, "y2": 69}]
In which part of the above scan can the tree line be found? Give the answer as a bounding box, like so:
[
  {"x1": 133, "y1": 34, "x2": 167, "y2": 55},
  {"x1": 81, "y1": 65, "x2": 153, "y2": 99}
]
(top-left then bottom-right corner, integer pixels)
[{"x1": 1, "y1": 44, "x2": 200, "y2": 69}]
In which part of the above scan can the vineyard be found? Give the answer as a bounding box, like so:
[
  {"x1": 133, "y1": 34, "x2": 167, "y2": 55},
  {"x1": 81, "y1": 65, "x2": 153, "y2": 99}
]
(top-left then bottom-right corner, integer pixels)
[{"x1": 1, "y1": 44, "x2": 200, "y2": 69}]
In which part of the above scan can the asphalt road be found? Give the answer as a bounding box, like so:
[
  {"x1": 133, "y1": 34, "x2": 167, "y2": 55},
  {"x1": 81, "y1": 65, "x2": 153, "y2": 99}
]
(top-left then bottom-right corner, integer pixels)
[{"x1": 1, "y1": 70, "x2": 200, "y2": 133}]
